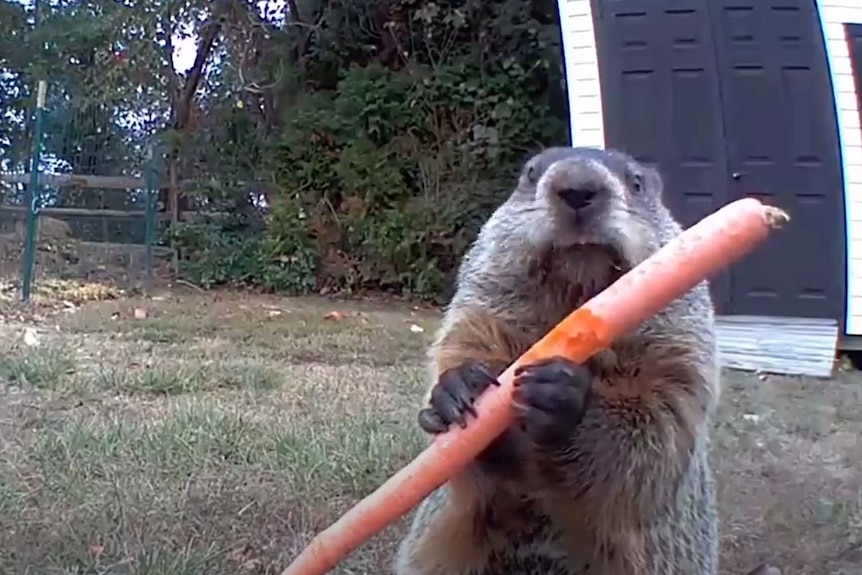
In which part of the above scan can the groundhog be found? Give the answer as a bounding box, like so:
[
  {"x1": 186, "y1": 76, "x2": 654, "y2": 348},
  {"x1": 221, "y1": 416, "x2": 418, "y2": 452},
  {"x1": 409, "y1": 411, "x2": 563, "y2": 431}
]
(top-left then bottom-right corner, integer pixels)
[{"x1": 392, "y1": 146, "x2": 723, "y2": 575}]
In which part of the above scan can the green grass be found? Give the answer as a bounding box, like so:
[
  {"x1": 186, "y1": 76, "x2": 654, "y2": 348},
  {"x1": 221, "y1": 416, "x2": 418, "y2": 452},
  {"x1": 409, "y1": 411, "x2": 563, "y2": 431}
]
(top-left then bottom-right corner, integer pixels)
[
  {"x1": 0, "y1": 292, "x2": 431, "y2": 573},
  {"x1": 0, "y1": 398, "x2": 425, "y2": 572},
  {"x1": 91, "y1": 361, "x2": 284, "y2": 396},
  {"x1": 1, "y1": 288, "x2": 861, "y2": 575},
  {"x1": 0, "y1": 343, "x2": 77, "y2": 390}
]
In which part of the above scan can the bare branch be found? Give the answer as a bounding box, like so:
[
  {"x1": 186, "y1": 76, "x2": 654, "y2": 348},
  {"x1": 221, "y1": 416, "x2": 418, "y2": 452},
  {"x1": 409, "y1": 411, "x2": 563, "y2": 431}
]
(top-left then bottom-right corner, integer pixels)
[{"x1": 173, "y1": 10, "x2": 225, "y2": 130}]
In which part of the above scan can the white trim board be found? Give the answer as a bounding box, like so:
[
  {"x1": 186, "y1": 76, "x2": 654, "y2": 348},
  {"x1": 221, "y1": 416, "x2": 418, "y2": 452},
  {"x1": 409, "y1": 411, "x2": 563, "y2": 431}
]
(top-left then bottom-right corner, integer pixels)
[
  {"x1": 816, "y1": 1, "x2": 862, "y2": 335},
  {"x1": 557, "y1": 0, "x2": 604, "y2": 148},
  {"x1": 557, "y1": 0, "x2": 862, "y2": 334}
]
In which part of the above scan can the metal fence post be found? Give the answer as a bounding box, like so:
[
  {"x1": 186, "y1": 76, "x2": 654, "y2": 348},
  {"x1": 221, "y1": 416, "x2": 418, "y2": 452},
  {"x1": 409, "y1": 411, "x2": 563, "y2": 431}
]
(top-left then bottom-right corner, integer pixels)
[
  {"x1": 21, "y1": 80, "x2": 48, "y2": 302},
  {"x1": 144, "y1": 143, "x2": 158, "y2": 289}
]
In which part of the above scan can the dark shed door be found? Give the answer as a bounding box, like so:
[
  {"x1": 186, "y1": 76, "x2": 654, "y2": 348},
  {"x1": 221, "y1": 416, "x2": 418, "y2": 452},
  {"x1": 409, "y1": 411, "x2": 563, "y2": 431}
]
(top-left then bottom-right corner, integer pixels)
[
  {"x1": 709, "y1": 0, "x2": 845, "y2": 319},
  {"x1": 592, "y1": 0, "x2": 846, "y2": 320},
  {"x1": 590, "y1": 0, "x2": 733, "y2": 311}
]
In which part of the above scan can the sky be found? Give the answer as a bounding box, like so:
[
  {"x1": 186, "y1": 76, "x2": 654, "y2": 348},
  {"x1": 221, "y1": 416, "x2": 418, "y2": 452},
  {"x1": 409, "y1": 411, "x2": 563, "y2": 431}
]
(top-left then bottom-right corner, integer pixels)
[
  {"x1": 172, "y1": 35, "x2": 197, "y2": 74},
  {"x1": 173, "y1": 1, "x2": 286, "y2": 73},
  {"x1": 9, "y1": 0, "x2": 287, "y2": 75}
]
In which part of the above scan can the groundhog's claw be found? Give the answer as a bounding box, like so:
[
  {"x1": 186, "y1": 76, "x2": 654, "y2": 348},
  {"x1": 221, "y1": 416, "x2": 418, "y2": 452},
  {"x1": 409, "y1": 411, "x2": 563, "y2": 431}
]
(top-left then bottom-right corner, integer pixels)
[
  {"x1": 744, "y1": 563, "x2": 781, "y2": 575},
  {"x1": 512, "y1": 356, "x2": 592, "y2": 447},
  {"x1": 418, "y1": 360, "x2": 500, "y2": 434}
]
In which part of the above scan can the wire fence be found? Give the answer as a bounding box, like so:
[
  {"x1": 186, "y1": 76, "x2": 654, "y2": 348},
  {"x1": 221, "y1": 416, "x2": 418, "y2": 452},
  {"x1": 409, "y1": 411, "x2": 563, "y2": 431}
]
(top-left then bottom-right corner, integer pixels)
[{"x1": 0, "y1": 80, "x2": 164, "y2": 300}]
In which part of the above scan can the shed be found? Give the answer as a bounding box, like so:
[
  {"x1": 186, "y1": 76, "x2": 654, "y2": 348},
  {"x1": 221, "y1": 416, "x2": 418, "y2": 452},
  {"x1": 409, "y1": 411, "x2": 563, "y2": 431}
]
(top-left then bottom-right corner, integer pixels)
[{"x1": 557, "y1": 0, "x2": 862, "y2": 353}]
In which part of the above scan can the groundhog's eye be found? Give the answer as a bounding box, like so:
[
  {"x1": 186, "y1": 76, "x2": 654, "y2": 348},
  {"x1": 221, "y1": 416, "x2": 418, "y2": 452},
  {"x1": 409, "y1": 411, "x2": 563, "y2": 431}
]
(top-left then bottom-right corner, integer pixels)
[
  {"x1": 632, "y1": 173, "x2": 644, "y2": 194},
  {"x1": 527, "y1": 164, "x2": 538, "y2": 183}
]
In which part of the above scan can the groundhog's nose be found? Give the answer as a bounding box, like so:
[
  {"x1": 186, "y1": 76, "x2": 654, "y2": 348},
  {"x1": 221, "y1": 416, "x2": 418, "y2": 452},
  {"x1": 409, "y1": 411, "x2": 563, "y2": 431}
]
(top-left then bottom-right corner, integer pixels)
[{"x1": 557, "y1": 188, "x2": 597, "y2": 212}]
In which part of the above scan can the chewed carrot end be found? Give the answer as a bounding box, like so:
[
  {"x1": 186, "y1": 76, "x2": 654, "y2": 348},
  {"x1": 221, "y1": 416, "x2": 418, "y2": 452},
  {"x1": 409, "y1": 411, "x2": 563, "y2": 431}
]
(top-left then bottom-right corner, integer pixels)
[{"x1": 764, "y1": 206, "x2": 790, "y2": 228}]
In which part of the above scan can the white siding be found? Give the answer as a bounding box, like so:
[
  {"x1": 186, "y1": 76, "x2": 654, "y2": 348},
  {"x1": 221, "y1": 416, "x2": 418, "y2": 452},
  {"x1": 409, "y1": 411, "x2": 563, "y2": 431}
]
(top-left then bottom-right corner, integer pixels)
[
  {"x1": 816, "y1": 1, "x2": 862, "y2": 334},
  {"x1": 558, "y1": 0, "x2": 604, "y2": 148}
]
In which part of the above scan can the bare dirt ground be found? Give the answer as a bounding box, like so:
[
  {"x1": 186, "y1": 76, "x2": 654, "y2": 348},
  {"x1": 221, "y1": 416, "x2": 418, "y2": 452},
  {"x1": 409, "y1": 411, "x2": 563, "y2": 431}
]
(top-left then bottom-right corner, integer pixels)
[
  {"x1": 0, "y1": 214, "x2": 171, "y2": 294},
  {"x1": 0, "y1": 284, "x2": 860, "y2": 575}
]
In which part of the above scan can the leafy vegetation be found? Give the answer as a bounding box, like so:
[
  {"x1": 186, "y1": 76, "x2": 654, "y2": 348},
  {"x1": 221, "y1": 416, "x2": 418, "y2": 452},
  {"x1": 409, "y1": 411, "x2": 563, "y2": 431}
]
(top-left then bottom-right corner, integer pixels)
[{"x1": 0, "y1": 0, "x2": 570, "y2": 300}]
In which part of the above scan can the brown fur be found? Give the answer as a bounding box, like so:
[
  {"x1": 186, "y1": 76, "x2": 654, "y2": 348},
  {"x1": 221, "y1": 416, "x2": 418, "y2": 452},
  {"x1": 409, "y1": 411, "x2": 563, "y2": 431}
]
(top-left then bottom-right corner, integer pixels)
[
  {"x1": 421, "y1": 309, "x2": 714, "y2": 574},
  {"x1": 431, "y1": 310, "x2": 525, "y2": 384},
  {"x1": 401, "y1": 478, "x2": 543, "y2": 575}
]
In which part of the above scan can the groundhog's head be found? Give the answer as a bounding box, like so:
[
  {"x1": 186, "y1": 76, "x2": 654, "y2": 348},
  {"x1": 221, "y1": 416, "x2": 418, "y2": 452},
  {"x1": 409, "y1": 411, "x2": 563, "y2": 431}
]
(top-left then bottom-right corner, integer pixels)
[{"x1": 507, "y1": 146, "x2": 680, "y2": 271}]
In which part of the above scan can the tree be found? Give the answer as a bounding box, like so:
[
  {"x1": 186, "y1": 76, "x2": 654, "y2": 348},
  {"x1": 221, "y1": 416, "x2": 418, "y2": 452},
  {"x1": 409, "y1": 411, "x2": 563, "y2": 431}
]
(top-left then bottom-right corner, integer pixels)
[{"x1": 0, "y1": 0, "x2": 571, "y2": 299}]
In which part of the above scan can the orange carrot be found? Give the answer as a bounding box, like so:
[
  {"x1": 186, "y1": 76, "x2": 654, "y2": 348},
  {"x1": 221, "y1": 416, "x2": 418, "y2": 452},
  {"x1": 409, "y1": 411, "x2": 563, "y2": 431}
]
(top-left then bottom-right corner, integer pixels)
[{"x1": 279, "y1": 197, "x2": 790, "y2": 575}]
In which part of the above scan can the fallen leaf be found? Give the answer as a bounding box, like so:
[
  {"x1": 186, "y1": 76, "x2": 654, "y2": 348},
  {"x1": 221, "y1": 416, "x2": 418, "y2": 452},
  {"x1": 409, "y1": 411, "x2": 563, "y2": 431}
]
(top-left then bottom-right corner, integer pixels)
[
  {"x1": 324, "y1": 311, "x2": 345, "y2": 321},
  {"x1": 267, "y1": 310, "x2": 283, "y2": 317},
  {"x1": 23, "y1": 328, "x2": 39, "y2": 347},
  {"x1": 409, "y1": 324, "x2": 424, "y2": 333},
  {"x1": 133, "y1": 307, "x2": 148, "y2": 319},
  {"x1": 240, "y1": 559, "x2": 263, "y2": 572},
  {"x1": 110, "y1": 312, "x2": 120, "y2": 320},
  {"x1": 88, "y1": 544, "x2": 104, "y2": 558}
]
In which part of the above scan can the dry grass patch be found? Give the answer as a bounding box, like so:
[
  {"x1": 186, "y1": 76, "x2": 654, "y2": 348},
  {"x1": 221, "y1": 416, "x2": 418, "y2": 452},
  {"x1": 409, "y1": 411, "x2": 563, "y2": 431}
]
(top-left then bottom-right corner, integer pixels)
[
  {"x1": 60, "y1": 291, "x2": 435, "y2": 368},
  {"x1": 714, "y1": 371, "x2": 862, "y2": 575}
]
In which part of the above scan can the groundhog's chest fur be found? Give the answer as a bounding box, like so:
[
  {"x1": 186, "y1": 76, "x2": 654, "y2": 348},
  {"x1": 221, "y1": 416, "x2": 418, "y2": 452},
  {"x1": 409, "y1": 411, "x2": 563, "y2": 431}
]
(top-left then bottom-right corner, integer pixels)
[
  {"x1": 459, "y1": 245, "x2": 715, "y2": 499},
  {"x1": 474, "y1": 245, "x2": 626, "y2": 345}
]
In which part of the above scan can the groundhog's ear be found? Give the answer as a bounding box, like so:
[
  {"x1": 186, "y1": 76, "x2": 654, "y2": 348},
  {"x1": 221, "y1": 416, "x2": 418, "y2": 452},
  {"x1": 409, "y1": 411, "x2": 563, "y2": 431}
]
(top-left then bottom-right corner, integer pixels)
[
  {"x1": 518, "y1": 147, "x2": 545, "y2": 184},
  {"x1": 640, "y1": 164, "x2": 664, "y2": 197},
  {"x1": 520, "y1": 158, "x2": 539, "y2": 185}
]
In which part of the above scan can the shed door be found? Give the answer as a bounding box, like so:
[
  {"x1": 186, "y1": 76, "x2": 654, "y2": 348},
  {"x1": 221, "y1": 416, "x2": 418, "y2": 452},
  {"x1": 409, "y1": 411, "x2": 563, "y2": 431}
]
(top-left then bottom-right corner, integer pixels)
[
  {"x1": 709, "y1": 0, "x2": 845, "y2": 319},
  {"x1": 592, "y1": 0, "x2": 845, "y2": 320},
  {"x1": 590, "y1": 0, "x2": 733, "y2": 312}
]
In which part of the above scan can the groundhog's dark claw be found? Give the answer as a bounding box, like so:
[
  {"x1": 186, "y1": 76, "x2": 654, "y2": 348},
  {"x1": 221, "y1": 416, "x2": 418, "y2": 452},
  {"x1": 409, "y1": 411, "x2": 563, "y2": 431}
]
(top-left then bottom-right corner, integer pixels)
[
  {"x1": 512, "y1": 356, "x2": 592, "y2": 447},
  {"x1": 744, "y1": 563, "x2": 782, "y2": 575},
  {"x1": 418, "y1": 360, "x2": 500, "y2": 435},
  {"x1": 417, "y1": 408, "x2": 448, "y2": 434}
]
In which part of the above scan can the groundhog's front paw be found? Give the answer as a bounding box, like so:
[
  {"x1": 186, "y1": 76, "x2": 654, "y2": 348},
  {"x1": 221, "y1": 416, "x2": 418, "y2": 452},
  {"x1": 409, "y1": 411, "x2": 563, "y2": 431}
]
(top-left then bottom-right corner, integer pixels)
[
  {"x1": 417, "y1": 360, "x2": 500, "y2": 434},
  {"x1": 512, "y1": 356, "x2": 592, "y2": 447}
]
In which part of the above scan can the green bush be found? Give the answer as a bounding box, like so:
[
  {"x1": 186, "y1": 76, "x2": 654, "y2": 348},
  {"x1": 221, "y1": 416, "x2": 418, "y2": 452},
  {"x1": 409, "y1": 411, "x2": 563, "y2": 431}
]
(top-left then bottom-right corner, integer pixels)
[
  {"x1": 168, "y1": 221, "x2": 263, "y2": 290},
  {"x1": 169, "y1": 0, "x2": 569, "y2": 301},
  {"x1": 168, "y1": 205, "x2": 317, "y2": 295}
]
